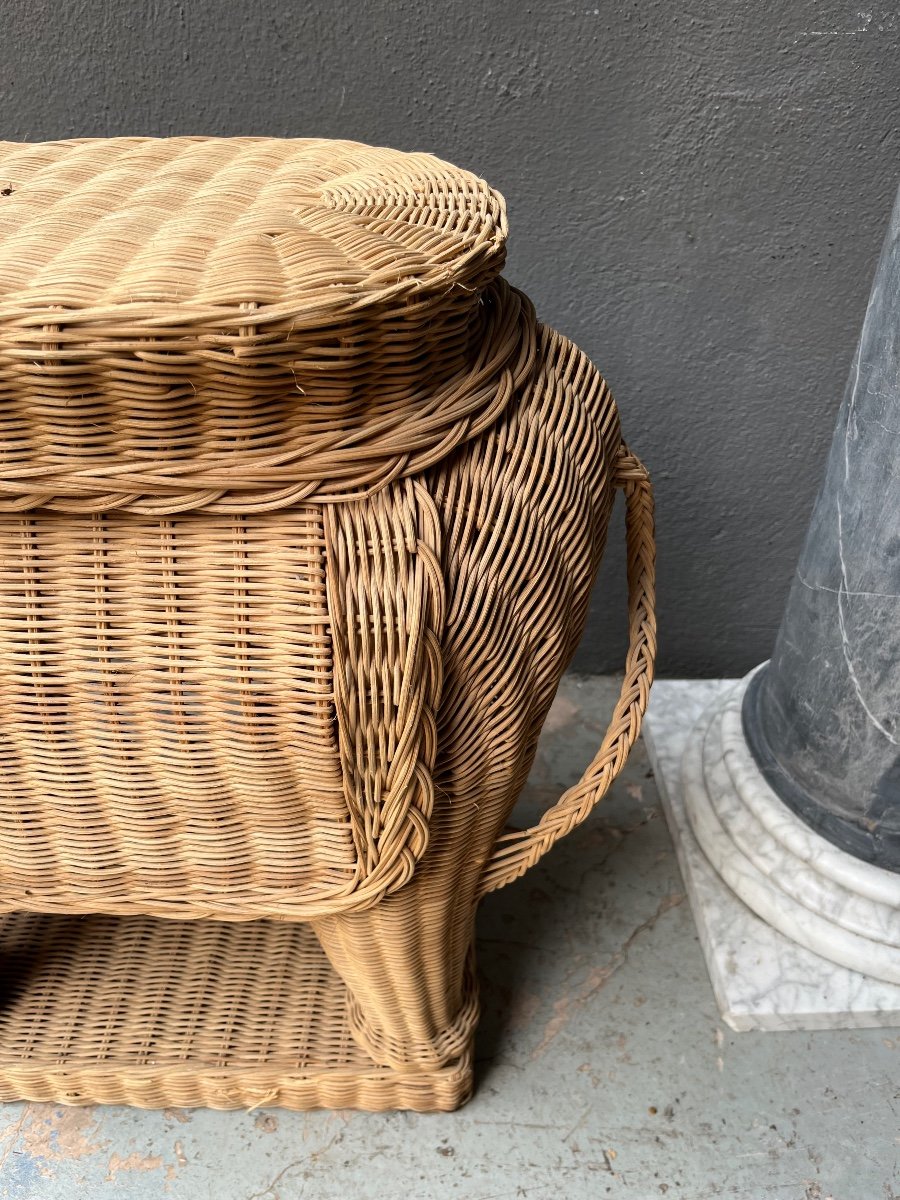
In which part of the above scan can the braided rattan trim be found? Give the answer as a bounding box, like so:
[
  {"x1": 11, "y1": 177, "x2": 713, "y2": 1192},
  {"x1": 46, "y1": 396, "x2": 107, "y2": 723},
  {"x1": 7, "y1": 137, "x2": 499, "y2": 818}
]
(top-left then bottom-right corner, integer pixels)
[
  {"x1": 0, "y1": 279, "x2": 535, "y2": 513},
  {"x1": 326, "y1": 477, "x2": 445, "y2": 900}
]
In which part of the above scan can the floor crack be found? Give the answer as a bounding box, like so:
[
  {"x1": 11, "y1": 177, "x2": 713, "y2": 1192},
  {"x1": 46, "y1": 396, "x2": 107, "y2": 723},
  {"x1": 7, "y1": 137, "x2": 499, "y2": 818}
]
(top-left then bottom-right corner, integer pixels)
[{"x1": 530, "y1": 891, "x2": 685, "y2": 1059}]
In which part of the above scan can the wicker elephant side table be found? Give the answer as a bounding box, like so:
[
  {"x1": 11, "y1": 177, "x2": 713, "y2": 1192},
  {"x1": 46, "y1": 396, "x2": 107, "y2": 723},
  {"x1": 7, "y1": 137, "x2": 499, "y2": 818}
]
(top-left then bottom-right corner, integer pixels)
[{"x1": 0, "y1": 137, "x2": 655, "y2": 1111}]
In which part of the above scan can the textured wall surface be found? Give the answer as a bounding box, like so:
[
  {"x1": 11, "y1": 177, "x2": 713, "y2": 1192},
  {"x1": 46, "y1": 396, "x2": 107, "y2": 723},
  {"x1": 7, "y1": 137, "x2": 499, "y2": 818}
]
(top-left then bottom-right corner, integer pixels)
[{"x1": 1, "y1": 0, "x2": 898, "y2": 674}]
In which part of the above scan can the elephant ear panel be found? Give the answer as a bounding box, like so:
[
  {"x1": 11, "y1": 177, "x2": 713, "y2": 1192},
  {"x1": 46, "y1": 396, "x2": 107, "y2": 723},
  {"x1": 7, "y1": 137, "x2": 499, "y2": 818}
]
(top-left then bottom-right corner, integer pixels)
[
  {"x1": 324, "y1": 477, "x2": 445, "y2": 900},
  {"x1": 422, "y1": 320, "x2": 625, "y2": 892}
]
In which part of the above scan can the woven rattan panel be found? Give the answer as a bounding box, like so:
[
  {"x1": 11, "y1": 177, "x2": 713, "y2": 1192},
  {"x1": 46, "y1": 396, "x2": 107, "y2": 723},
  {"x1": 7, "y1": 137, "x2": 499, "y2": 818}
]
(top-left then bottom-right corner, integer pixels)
[
  {"x1": 0, "y1": 912, "x2": 472, "y2": 1110},
  {"x1": 0, "y1": 492, "x2": 444, "y2": 920},
  {"x1": 0, "y1": 505, "x2": 343, "y2": 916}
]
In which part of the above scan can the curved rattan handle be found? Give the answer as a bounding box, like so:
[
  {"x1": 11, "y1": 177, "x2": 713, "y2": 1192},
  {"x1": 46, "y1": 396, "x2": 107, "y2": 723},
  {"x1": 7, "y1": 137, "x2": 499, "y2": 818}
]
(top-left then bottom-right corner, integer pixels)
[{"x1": 477, "y1": 446, "x2": 657, "y2": 896}]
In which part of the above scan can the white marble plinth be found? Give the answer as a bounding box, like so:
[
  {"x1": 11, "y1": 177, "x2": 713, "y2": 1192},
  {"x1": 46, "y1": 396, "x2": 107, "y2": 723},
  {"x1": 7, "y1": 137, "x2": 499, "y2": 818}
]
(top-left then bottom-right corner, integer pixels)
[{"x1": 644, "y1": 678, "x2": 900, "y2": 1031}]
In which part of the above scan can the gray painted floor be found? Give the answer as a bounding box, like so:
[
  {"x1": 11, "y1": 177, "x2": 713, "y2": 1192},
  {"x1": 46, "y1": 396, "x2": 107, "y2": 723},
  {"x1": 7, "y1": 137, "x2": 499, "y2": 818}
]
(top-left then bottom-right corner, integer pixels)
[{"x1": 0, "y1": 675, "x2": 897, "y2": 1200}]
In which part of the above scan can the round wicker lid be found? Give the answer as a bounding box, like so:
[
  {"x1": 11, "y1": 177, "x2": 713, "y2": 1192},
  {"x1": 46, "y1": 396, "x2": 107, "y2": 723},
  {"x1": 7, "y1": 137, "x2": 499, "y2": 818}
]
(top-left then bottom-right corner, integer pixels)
[
  {"x1": 0, "y1": 137, "x2": 506, "y2": 321},
  {"x1": 0, "y1": 137, "x2": 535, "y2": 512}
]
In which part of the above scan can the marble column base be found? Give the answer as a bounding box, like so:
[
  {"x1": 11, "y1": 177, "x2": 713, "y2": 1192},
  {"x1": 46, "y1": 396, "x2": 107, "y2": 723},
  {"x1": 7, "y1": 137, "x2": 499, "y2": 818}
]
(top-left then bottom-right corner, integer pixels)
[{"x1": 644, "y1": 677, "x2": 900, "y2": 1031}]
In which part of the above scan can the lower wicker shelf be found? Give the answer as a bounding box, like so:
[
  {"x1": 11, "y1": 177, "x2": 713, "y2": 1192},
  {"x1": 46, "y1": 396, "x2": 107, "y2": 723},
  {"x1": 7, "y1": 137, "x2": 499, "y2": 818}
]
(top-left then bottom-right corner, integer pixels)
[{"x1": 0, "y1": 912, "x2": 472, "y2": 1112}]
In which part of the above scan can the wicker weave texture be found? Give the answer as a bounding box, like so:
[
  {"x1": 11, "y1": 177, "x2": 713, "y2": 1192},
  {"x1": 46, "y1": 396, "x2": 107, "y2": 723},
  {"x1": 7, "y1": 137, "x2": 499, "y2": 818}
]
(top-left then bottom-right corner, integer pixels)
[
  {"x1": 0, "y1": 138, "x2": 514, "y2": 510},
  {"x1": 0, "y1": 138, "x2": 657, "y2": 1110},
  {"x1": 0, "y1": 481, "x2": 446, "y2": 919},
  {"x1": 0, "y1": 912, "x2": 473, "y2": 1111}
]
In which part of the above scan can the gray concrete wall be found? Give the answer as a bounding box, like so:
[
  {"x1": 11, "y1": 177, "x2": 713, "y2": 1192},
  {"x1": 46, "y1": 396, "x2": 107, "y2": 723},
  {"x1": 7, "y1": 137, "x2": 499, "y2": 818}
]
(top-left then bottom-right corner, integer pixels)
[{"x1": 2, "y1": 0, "x2": 898, "y2": 674}]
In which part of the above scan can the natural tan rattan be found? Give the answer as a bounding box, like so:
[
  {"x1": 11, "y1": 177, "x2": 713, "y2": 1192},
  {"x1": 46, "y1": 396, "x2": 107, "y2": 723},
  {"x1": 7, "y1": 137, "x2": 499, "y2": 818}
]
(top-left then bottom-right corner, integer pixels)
[
  {"x1": 0, "y1": 912, "x2": 474, "y2": 1110},
  {"x1": 0, "y1": 137, "x2": 656, "y2": 1110},
  {"x1": 0, "y1": 137, "x2": 516, "y2": 512}
]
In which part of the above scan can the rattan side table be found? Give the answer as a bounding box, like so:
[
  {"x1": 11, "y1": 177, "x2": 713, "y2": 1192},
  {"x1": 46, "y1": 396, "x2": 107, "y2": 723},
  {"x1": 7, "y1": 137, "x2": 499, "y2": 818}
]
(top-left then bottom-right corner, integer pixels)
[{"x1": 0, "y1": 137, "x2": 655, "y2": 1110}]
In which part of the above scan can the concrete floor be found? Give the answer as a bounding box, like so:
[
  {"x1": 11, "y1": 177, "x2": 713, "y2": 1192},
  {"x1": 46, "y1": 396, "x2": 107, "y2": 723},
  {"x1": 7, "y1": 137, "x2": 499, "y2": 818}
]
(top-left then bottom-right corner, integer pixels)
[{"x1": 0, "y1": 675, "x2": 897, "y2": 1200}]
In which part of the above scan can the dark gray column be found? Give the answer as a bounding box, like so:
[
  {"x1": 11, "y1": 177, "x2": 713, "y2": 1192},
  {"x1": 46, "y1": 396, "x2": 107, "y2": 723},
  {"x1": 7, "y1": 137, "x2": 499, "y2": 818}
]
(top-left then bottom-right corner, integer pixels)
[{"x1": 743, "y1": 182, "x2": 900, "y2": 872}]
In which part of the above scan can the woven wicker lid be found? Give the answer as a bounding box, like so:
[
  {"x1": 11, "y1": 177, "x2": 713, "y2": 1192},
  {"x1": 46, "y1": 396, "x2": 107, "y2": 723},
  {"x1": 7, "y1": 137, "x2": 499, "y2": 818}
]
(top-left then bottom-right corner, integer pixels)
[
  {"x1": 0, "y1": 137, "x2": 536, "y2": 512},
  {"x1": 0, "y1": 137, "x2": 505, "y2": 324}
]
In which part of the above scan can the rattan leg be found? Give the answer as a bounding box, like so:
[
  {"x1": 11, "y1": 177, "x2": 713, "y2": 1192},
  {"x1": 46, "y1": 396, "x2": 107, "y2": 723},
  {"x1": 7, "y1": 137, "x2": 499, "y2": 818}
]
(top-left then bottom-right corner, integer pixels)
[{"x1": 311, "y1": 881, "x2": 480, "y2": 1075}]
